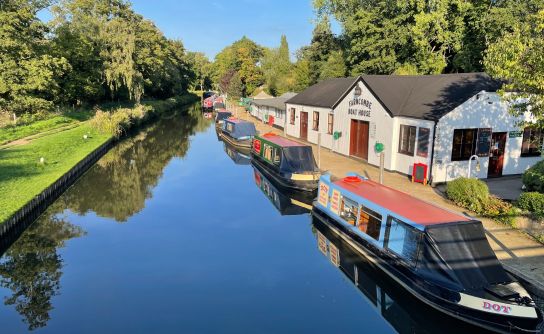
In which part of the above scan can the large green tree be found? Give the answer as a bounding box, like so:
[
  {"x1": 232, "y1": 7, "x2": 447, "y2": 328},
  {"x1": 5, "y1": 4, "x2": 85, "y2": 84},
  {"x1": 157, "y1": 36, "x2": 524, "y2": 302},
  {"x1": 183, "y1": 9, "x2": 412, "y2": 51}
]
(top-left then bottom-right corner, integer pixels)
[
  {"x1": 0, "y1": 0, "x2": 69, "y2": 117},
  {"x1": 261, "y1": 35, "x2": 293, "y2": 96},
  {"x1": 485, "y1": 8, "x2": 544, "y2": 129},
  {"x1": 213, "y1": 37, "x2": 263, "y2": 96}
]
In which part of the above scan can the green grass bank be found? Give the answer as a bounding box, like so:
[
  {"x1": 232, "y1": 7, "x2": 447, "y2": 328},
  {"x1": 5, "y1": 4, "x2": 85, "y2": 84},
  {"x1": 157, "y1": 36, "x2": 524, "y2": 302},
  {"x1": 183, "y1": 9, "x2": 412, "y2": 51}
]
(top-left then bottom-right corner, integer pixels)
[{"x1": 0, "y1": 93, "x2": 199, "y2": 224}]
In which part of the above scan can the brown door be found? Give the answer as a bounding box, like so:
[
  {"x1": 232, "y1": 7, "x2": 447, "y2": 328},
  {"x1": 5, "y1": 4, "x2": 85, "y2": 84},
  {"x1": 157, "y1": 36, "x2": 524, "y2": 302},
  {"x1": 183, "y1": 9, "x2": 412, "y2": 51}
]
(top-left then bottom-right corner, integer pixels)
[
  {"x1": 300, "y1": 112, "x2": 308, "y2": 141},
  {"x1": 488, "y1": 132, "x2": 507, "y2": 178},
  {"x1": 350, "y1": 120, "x2": 369, "y2": 160}
]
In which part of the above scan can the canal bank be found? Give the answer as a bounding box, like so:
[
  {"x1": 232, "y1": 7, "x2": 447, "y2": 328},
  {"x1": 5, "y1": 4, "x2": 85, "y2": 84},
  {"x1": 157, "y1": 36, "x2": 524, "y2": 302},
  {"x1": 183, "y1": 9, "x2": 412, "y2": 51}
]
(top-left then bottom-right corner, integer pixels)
[
  {"x1": 231, "y1": 103, "x2": 544, "y2": 298},
  {"x1": 0, "y1": 94, "x2": 199, "y2": 234}
]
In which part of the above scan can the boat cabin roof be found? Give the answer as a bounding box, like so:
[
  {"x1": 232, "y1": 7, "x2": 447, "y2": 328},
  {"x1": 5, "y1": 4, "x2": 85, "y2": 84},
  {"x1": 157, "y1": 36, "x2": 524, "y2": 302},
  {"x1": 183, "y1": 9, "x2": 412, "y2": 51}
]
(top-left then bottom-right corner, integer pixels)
[
  {"x1": 225, "y1": 117, "x2": 245, "y2": 124},
  {"x1": 334, "y1": 176, "x2": 471, "y2": 226},
  {"x1": 259, "y1": 133, "x2": 306, "y2": 148}
]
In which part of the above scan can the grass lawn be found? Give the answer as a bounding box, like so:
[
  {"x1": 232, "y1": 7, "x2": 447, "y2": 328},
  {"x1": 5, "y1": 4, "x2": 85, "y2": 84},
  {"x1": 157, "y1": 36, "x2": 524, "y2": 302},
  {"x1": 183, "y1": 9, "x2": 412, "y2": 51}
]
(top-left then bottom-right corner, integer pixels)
[
  {"x1": 0, "y1": 110, "x2": 93, "y2": 145},
  {"x1": 0, "y1": 124, "x2": 110, "y2": 222}
]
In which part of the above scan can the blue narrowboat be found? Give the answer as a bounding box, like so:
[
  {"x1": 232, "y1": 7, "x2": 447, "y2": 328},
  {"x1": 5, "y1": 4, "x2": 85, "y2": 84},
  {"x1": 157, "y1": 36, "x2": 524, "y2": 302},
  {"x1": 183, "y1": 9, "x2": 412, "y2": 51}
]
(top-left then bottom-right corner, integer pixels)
[
  {"x1": 215, "y1": 110, "x2": 233, "y2": 129},
  {"x1": 313, "y1": 173, "x2": 543, "y2": 334},
  {"x1": 219, "y1": 118, "x2": 257, "y2": 149},
  {"x1": 312, "y1": 215, "x2": 495, "y2": 334}
]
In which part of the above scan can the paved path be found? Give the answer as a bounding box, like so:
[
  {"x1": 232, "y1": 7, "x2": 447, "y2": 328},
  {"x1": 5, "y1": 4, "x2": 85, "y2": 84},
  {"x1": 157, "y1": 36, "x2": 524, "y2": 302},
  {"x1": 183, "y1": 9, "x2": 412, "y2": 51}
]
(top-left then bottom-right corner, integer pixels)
[{"x1": 231, "y1": 105, "x2": 544, "y2": 294}]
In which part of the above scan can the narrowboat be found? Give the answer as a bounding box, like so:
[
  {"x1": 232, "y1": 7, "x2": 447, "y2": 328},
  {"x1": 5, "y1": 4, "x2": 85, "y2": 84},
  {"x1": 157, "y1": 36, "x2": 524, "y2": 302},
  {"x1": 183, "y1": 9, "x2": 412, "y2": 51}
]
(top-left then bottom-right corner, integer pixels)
[
  {"x1": 251, "y1": 133, "x2": 320, "y2": 192},
  {"x1": 213, "y1": 100, "x2": 225, "y2": 111},
  {"x1": 312, "y1": 216, "x2": 495, "y2": 334},
  {"x1": 215, "y1": 110, "x2": 233, "y2": 129},
  {"x1": 223, "y1": 140, "x2": 251, "y2": 165},
  {"x1": 219, "y1": 118, "x2": 257, "y2": 149},
  {"x1": 252, "y1": 161, "x2": 314, "y2": 215},
  {"x1": 313, "y1": 173, "x2": 543, "y2": 334},
  {"x1": 202, "y1": 96, "x2": 213, "y2": 111}
]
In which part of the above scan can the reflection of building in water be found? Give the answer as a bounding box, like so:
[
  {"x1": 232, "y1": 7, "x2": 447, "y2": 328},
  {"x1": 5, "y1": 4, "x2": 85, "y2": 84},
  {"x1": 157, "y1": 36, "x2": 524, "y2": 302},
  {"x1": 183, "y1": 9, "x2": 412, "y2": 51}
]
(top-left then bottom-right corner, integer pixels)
[
  {"x1": 312, "y1": 216, "x2": 489, "y2": 334},
  {"x1": 252, "y1": 163, "x2": 314, "y2": 216}
]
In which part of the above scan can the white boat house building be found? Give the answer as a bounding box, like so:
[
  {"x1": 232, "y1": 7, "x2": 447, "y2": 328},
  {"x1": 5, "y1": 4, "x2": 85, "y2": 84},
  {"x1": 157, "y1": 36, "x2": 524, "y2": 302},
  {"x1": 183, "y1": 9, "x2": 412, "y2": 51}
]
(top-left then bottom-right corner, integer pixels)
[
  {"x1": 285, "y1": 73, "x2": 543, "y2": 184},
  {"x1": 249, "y1": 92, "x2": 297, "y2": 129}
]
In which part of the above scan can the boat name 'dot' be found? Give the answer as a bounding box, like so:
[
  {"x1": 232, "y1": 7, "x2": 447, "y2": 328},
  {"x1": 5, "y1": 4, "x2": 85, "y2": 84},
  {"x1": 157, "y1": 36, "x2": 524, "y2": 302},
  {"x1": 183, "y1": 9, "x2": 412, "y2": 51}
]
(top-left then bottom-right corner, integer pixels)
[{"x1": 483, "y1": 301, "x2": 512, "y2": 314}]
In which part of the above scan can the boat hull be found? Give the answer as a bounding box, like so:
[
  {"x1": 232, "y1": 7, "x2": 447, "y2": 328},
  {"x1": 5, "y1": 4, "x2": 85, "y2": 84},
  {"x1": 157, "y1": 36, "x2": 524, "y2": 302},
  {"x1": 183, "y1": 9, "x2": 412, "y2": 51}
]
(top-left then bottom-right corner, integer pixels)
[
  {"x1": 311, "y1": 206, "x2": 543, "y2": 334},
  {"x1": 219, "y1": 131, "x2": 252, "y2": 149},
  {"x1": 251, "y1": 153, "x2": 319, "y2": 192}
]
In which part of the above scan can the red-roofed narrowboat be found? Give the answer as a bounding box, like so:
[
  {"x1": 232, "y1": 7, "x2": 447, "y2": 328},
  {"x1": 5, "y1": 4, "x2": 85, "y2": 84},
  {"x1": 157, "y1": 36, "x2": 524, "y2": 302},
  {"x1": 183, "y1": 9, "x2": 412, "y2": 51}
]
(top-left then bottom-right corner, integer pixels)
[
  {"x1": 251, "y1": 133, "x2": 320, "y2": 192},
  {"x1": 313, "y1": 173, "x2": 543, "y2": 333}
]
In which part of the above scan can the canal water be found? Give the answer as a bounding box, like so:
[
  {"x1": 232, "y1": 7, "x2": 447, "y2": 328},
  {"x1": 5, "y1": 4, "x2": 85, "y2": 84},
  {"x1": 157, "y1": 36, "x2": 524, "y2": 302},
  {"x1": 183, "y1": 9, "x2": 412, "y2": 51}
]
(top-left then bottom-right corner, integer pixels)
[{"x1": 0, "y1": 104, "x2": 491, "y2": 333}]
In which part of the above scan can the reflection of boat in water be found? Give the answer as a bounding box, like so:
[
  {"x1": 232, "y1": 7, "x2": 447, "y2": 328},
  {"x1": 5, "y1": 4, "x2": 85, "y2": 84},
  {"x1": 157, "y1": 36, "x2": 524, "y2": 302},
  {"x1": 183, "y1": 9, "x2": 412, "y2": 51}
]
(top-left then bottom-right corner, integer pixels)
[
  {"x1": 223, "y1": 141, "x2": 251, "y2": 165},
  {"x1": 219, "y1": 118, "x2": 257, "y2": 149},
  {"x1": 251, "y1": 133, "x2": 320, "y2": 192},
  {"x1": 313, "y1": 173, "x2": 543, "y2": 334},
  {"x1": 252, "y1": 161, "x2": 314, "y2": 215},
  {"x1": 312, "y1": 215, "x2": 496, "y2": 334}
]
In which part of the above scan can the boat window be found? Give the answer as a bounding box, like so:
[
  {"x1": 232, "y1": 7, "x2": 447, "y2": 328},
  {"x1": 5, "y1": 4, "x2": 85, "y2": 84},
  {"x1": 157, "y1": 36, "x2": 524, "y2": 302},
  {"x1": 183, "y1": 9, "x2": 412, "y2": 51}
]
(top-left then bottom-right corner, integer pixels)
[
  {"x1": 358, "y1": 206, "x2": 382, "y2": 241},
  {"x1": 226, "y1": 123, "x2": 234, "y2": 133},
  {"x1": 340, "y1": 196, "x2": 358, "y2": 226},
  {"x1": 384, "y1": 217, "x2": 421, "y2": 266},
  {"x1": 263, "y1": 144, "x2": 281, "y2": 165}
]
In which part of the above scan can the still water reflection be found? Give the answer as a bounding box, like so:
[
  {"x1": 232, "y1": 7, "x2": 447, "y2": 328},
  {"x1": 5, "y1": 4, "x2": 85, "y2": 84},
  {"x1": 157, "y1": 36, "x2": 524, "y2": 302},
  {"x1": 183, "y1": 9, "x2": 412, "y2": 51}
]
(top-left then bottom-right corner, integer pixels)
[{"x1": 0, "y1": 104, "x2": 486, "y2": 333}]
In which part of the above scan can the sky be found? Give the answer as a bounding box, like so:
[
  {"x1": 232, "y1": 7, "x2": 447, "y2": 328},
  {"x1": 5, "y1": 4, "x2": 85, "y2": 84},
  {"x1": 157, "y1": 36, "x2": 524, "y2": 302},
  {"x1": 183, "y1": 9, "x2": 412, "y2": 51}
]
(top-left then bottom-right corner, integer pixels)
[{"x1": 128, "y1": 0, "x2": 340, "y2": 60}]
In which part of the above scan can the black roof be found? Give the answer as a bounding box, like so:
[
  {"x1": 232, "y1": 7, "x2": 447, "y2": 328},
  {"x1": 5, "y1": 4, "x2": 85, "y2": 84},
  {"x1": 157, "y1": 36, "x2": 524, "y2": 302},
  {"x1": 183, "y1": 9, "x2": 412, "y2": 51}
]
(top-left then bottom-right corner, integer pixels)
[
  {"x1": 286, "y1": 77, "x2": 359, "y2": 109},
  {"x1": 286, "y1": 73, "x2": 502, "y2": 121}
]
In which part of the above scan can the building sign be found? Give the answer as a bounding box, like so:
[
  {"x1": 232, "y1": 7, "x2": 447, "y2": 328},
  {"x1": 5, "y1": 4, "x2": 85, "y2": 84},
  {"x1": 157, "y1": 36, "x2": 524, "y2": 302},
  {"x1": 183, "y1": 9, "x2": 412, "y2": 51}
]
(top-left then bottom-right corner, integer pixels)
[
  {"x1": 330, "y1": 189, "x2": 341, "y2": 215},
  {"x1": 318, "y1": 183, "x2": 330, "y2": 207},
  {"x1": 476, "y1": 128, "x2": 492, "y2": 157},
  {"x1": 509, "y1": 131, "x2": 523, "y2": 138},
  {"x1": 348, "y1": 98, "x2": 372, "y2": 118},
  {"x1": 370, "y1": 122, "x2": 376, "y2": 139}
]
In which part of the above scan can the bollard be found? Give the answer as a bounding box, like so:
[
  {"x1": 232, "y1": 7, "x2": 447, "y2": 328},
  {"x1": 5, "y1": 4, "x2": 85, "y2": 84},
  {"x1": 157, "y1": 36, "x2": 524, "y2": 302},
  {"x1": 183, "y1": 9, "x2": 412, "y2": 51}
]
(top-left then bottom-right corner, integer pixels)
[
  {"x1": 379, "y1": 152, "x2": 384, "y2": 184},
  {"x1": 317, "y1": 133, "x2": 321, "y2": 169}
]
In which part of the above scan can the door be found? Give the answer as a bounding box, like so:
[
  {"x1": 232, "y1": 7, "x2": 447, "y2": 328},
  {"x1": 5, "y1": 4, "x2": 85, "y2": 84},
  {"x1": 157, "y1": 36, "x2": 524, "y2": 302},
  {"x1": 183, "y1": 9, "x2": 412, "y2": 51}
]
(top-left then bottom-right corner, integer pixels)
[
  {"x1": 300, "y1": 112, "x2": 308, "y2": 141},
  {"x1": 488, "y1": 132, "x2": 507, "y2": 178},
  {"x1": 350, "y1": 120, "x2": 369, "y2": 160}
]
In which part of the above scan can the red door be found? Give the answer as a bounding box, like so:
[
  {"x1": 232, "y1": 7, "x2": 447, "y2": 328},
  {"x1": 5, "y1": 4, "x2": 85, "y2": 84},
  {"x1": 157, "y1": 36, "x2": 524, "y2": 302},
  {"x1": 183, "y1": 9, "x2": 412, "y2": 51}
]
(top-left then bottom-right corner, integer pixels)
[
  {"x1": 350, "y1": 120, "x2": 369, "y2": 160},
  {"x1": 300, "y1": 112, "x2": 308, "y2": 141},
  {"x1": 488, "y1": 132, "x2": 507, "y2": 178}
]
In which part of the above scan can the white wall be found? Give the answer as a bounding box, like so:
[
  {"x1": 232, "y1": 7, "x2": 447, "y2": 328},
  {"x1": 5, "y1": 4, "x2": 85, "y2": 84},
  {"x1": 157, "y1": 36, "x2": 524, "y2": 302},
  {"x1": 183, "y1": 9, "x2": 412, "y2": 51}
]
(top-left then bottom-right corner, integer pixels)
[
  {"x1": 432, "y1": 92, "x2": 541, "y2": 183},
  {"x1": 333, "y1": 81, "x2": 395, "y2": 170},
  {"x1": 391, "y1": 117, "x2": 435, "y2": 176}
]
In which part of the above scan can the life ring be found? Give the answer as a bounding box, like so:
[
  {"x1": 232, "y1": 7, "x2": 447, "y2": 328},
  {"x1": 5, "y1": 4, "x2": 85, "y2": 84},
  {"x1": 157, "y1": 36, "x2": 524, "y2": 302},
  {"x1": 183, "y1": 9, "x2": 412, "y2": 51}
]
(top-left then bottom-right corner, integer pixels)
[{"x1": 343, "y1": 176, "x2": 362, "y2": 183}]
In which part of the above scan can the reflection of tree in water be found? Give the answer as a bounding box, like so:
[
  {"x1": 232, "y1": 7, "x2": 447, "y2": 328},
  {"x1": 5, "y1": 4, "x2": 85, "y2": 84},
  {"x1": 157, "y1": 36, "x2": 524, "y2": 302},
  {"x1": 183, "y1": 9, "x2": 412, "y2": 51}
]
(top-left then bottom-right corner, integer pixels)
[
  {"x1": 0, "y1": 205, "x2": 84, "y2": 331},
  {"x1": 64, "y1": 105, "x2": 212, "y2": 222}
]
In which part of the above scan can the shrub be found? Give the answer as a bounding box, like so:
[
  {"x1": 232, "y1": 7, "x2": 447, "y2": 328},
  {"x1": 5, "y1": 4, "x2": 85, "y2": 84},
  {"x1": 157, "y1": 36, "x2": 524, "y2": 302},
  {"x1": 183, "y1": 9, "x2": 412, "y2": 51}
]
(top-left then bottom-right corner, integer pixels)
[
  {"x1": 484, "y1": 195, "x2": 515, "y2": 226},
  {"x1": 523, "y1": 160, "x2": 544, "y2": 193},
  {"x1": 445, "y1": 177, "x2": 490, "y2": 214},
  {"x1": 517, "y1": 192, "x2": 544, "y2": 216}
]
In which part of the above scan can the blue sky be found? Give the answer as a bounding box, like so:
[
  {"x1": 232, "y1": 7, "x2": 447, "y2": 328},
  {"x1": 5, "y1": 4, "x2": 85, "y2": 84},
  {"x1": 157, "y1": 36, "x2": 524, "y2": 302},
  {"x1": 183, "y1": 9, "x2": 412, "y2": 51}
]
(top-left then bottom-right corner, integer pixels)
[{"x1": 128, "y1": 0, "x2": 340, "y2": 60}]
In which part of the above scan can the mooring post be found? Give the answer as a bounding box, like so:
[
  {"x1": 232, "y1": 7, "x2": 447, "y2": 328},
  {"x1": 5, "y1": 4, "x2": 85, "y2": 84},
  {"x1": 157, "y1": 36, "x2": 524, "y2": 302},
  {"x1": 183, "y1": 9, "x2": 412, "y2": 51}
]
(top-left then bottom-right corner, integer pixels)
[
  {"x1": 318, "y1": 133, "x2": 321, "y2": 169},
  {"x1": 379, "y1": 152, "x2": 384, "y2": 184}
]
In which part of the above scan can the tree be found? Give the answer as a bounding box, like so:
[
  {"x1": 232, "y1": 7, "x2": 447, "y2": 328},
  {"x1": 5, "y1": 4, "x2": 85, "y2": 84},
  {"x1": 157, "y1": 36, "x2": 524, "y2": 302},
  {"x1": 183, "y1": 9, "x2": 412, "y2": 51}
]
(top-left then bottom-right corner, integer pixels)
[
  {"x1": 319, "y1": 50, "x2": 346, "y2": 80},
  {"x1": 307, "y1": 17, "x2": 341, "y2": 83},
  {"x1": 261, "y1": 35, "x2": 294, "y2": 96},
  {"x1": 213, "y1": 37, "x2": 264, "y2": 96},
  {"x1": 485, "y1": 8, "x2": 544, "y2": 129},
  {"x1": 0, "y1": 0, "x2": 69, "y2": 117},
  {"x1": 291, "y1": 48, "x2": 312, "y2": 92},
  {"x1": 186, "y1": 52, "x2": 212, "y2": 91}
]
